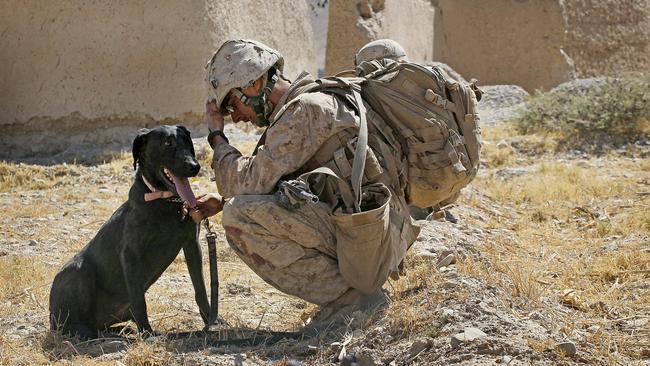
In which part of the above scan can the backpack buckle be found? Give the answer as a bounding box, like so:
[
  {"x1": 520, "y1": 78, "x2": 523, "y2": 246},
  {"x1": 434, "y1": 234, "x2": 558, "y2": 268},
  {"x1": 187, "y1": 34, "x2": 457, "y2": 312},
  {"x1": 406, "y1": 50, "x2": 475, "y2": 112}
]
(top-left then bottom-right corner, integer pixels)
[{"x1": 425, "y1": 89, "x2": 450, "y2": 110}]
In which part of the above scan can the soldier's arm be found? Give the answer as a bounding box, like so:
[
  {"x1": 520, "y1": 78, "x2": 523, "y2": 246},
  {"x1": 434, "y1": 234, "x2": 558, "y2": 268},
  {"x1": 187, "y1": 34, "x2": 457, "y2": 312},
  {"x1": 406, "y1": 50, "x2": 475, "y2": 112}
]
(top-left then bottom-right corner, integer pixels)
[{"x1": 211, "y1": 96, "x2": 334, "y2": 198}]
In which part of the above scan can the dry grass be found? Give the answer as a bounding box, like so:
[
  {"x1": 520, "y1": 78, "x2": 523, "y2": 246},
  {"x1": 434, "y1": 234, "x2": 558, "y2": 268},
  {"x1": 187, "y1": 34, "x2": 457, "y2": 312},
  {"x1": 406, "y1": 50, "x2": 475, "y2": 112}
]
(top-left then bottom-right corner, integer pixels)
[
  {"x1": 2, "y1": 123, "x2": 649, "y2": 363},
  {"x1": 384, "y1": 256, "x2": 446, "y2": 338},
  {"x1": 461, "y1": 124, "x2": 650, "y2": 361}
]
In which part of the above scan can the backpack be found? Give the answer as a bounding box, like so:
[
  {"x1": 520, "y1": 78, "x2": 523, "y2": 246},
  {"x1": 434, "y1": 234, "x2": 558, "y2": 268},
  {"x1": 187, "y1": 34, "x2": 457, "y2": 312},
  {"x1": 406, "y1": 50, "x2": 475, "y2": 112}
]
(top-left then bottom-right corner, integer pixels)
[
  {"x1": 278, "y1": 59, "x2": 482, "y2": 210},
  {"x1": 356, "y1": 59, "x2": 482, "y2": 208}
]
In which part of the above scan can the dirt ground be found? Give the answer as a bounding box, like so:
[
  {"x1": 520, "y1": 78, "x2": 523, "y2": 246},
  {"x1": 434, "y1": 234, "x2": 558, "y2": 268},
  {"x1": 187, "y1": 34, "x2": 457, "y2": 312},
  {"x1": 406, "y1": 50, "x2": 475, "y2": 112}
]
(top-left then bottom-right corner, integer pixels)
[{"x1": 1, "y1": 91, "x2": 649, "y2": 365}]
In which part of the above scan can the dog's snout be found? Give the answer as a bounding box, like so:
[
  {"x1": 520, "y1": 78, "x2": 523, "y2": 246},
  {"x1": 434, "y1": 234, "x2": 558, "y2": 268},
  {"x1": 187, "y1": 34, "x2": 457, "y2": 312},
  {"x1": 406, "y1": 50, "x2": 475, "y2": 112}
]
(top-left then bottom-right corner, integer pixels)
[{"x1": 187, "y1": 160, "x2": 200, "y2": 176}]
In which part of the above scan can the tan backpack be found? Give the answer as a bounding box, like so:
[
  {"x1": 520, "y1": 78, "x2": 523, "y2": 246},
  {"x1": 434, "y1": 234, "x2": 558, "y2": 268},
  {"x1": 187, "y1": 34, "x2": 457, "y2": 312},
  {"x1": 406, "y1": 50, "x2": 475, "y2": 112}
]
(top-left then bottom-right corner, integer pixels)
[
  {"x1": 356, "y1": 59, "x2": 482, "y2": 208},
  {"x1": 279, "y1": 59, "x2": 482, "y2": 210}
]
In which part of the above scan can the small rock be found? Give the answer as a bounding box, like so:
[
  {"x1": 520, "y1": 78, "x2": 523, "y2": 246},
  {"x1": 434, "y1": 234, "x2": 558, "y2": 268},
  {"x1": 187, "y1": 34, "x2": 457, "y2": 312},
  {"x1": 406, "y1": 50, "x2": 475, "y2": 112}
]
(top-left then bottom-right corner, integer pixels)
[
  {"x1": 98, "y1": 187, "x2": 109, "y2": 193},
  {"x1": 416, "y1": 252, "x2": 438, "y2": 261},
  {"x1": 587, "y1": 325, "x2": 601, "y2": 333},
  {"x1": 451, "y1": 327, "x2": 487, "y2": 348},
  {"x1": 441, "y1": 281, "x2": 458, "y2": 289},
  {"x1": 555, "y1": 341, "x2": 577, "y2": 357},
  {"x1": 437, "y1": 253, "x2": 456, "y2": 269},
  {"x1": 356, "y1": 350, "x2": 379, "y2": 366},
  {"x1": 0, "y1": 250, "x2": 7, "y2": 257},
  {"x1": 496, "y1": 140, "x2": 512, "y2": 150},
  {"x1": 28, "y1": 240, "x2": 38, "y2": 246},
  {"x1": 91, "y1": 198, "x2": 102, "y2": 203},
  {"x1": 440, "y1": 308, "x2": 455, "y2": 320},
  {"x1": 409, "y1": 339, "x2": 430, "y2": 358}
]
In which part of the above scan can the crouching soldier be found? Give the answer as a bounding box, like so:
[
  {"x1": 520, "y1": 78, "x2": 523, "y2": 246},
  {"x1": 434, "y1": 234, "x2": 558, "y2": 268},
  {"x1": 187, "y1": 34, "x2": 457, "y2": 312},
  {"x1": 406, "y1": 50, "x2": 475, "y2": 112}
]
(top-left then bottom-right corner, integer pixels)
[{"x1": 194, "y1": 39, "x2": 420, "y2": 331}]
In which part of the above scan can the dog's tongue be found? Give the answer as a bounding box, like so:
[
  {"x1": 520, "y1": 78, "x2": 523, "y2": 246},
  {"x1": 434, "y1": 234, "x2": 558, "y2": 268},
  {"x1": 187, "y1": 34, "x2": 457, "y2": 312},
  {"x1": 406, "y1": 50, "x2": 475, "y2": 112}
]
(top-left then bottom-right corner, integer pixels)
[{"x1": 169, "y1": 172, "x2": 197, "y2": 208}]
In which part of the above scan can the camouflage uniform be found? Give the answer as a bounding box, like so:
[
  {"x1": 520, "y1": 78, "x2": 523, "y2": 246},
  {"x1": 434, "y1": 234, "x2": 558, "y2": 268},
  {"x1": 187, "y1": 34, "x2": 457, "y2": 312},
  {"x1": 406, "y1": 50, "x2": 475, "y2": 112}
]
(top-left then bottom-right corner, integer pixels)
[{"x1": 212, "y1": 72, "x2": 420, "y2": 306}]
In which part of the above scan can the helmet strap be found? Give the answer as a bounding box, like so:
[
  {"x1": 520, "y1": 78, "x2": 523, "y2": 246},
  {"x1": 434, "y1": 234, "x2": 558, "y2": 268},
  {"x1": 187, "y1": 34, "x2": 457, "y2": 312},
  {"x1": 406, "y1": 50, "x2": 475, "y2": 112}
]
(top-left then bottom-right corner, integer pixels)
[{"x1": 236, "y1": 68, "x2": 279, "y2": 127}]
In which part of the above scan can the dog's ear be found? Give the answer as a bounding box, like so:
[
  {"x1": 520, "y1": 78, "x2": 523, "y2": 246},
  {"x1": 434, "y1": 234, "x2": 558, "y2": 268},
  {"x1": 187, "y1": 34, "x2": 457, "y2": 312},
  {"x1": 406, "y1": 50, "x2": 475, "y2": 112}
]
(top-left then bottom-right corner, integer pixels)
[
  {"x1": 132, "y1": 128, "x2": 150, "y2": 170},
  {"x1": 176, "y1": 125, "x2": 190, "y2": 137},
  {"x1": 176, "y1": 125, "x2": 196, "y2": 157}
]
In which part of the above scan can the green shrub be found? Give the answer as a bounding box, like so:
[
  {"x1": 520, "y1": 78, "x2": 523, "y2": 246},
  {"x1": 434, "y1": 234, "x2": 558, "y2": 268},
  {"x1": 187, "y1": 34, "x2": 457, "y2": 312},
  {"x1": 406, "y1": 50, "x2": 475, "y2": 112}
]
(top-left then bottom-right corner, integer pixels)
[{"x1": 515, "y1": 75, "x2": 650, "y2": 141}]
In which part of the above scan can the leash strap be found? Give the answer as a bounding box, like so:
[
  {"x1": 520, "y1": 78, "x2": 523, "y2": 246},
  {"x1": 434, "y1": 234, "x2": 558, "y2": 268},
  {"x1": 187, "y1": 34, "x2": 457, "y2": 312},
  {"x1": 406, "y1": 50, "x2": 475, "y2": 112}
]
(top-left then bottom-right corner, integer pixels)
[{"x1": 203, "y1": 218, "x2": 219, "y2": 330}]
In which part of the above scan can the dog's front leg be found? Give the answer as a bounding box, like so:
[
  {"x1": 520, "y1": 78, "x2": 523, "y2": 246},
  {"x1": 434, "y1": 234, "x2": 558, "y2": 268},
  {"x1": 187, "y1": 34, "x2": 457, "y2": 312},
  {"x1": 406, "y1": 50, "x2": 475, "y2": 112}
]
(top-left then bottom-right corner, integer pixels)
[
  {"x1": 119, "y1": 248, "x2": 154, "y2": 335},
  {"x1": 183, "y1": 238, "x2": 210, "y2": 325}
]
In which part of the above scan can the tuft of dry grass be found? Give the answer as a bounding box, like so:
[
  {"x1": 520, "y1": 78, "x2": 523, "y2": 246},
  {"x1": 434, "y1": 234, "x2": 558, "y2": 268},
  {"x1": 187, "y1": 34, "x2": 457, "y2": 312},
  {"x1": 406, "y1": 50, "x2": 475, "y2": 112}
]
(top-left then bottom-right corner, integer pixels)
[
  {"x1": 125, "y1": 339, "x2": 172, "y2": 366},
  {"x1": 384, "y1": 256, "x2": 445, "y2": 337}
]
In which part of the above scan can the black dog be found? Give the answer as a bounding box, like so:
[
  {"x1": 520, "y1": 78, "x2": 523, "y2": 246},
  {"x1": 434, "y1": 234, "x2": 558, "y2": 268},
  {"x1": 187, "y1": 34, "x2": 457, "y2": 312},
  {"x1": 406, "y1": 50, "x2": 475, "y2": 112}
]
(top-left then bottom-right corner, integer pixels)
[{"x1": 49, "y1": 125, "x2": 210, "y2": 339}]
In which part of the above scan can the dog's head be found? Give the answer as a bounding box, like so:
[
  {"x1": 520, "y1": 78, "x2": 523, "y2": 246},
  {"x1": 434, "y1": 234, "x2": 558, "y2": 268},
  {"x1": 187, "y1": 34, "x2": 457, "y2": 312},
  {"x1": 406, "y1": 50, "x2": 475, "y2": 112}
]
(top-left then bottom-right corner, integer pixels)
[{"x1": 132, "y1": 125, "x2": 200, "y2": 198}]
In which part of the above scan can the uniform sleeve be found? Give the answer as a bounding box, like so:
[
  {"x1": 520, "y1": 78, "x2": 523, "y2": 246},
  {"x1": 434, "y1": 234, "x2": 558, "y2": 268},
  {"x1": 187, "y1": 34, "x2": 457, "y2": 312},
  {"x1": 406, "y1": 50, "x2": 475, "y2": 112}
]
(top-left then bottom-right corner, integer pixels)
[{"x1": 211, "y1": 95, "x2": 335, "y2": 198}]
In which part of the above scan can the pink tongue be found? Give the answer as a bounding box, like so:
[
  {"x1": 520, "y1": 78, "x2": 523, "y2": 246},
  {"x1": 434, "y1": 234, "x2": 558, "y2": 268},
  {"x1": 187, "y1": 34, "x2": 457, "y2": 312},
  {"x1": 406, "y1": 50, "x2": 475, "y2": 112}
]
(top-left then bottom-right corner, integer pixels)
[{"x1": 169, "y1": 172, "x2": 197, "y2": 208}]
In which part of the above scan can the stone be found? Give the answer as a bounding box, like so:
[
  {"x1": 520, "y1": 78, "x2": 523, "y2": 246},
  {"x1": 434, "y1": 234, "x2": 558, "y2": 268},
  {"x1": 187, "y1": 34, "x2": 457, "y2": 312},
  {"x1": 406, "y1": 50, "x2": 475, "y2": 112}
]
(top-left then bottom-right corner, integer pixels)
[
  {"x1": 408, "y1": 339, "x2": 430, "y2": 358},
  {"x1": 555, "y1": 341, "x2": 577, "y2": 357},
  {"x1": 28, "y1": 240, "x2": 38, "y2": 246},
  {"x1": 451, "y1": 327, "x2": 487, "y2": 348},
  {"x1": 440, "y1": 308, "x2": 455, "y2": 320},
  {"x1": 587, "y1": 325, "x2": 601, "y2": 333},
  {"x1": 437, "y1": 253, "x2": 456, "y2": 269},
  {"x1": 355, "y1": 349, "x2": 380, "y2": 366}
]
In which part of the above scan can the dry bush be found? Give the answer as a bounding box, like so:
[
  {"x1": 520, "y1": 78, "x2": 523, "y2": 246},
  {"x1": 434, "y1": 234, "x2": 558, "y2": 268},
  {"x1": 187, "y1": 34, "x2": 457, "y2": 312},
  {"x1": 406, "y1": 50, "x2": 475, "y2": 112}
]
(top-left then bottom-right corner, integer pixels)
[{"x1": 516, "y1": 74, "x2": 650, "y2": 146}]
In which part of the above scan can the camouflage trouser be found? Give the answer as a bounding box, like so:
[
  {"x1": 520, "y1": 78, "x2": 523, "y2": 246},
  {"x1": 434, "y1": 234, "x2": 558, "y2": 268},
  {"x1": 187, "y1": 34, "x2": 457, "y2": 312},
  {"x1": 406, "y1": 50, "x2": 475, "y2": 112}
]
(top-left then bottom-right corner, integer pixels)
[{"x1": 222, "y1": 194, "x2": 350, "y2": 306}]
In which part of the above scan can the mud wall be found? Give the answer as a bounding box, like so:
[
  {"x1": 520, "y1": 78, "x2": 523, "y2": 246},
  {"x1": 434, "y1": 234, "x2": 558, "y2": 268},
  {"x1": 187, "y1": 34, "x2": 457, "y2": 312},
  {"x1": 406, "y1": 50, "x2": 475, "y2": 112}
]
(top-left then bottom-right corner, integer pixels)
[
  {"x1": 325, "y1": 0, "x2": 434, "y2": 75},
  {"x1": 562, "y1": 0, "x2": 650, "y2": 78},
  {"x1": 0, "y1": 0, "x2": 316, "y2": 160},
  {"x1": 432, "y1": 0, "x2": 574, "y2": 92}
]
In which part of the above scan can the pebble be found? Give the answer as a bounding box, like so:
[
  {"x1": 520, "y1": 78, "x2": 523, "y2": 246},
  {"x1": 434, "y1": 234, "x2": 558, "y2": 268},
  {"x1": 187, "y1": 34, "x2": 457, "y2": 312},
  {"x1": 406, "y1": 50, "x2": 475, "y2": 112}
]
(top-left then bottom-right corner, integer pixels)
[
  {"x1": 587, "y1": 325, "x2": 601, "y2": 333},
  {"x1": 98, "y1": 187, "x2": 109, "y2": 193},
  {"x1": 496, "y1": 140, "x2": 512, "y2": 150},
  {"x1": 440, "y1": 308, "x2": 455, "y2": 318},
  {"x1": 437, "y1": 253, "x2": 456, "y2": 269},
  {"x1": 555, "y1": 341, "x2": 577, "y2": 356},
  {"x1": 409, "y1": 339, "x2": 430, "y2": 358},
  {"x1": 451, "y1": 327, "x2": 487, "y2": 348},
  {"x1": 91, "y1": 198, "x2": 102, "y2": 203},
  {"x1": 28, "y1": 239, "x2": 38, "y2": 246}
]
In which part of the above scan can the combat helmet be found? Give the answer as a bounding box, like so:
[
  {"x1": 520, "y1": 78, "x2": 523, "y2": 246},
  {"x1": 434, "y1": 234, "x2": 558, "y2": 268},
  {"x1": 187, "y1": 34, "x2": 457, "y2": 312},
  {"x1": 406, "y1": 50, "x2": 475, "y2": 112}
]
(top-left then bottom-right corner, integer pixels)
[
  {"x1": 205, "y1": 39, "x2": 284, "y2": 126},
  {"x1": 354, "y1": 39, "x2": 407, "y2": 66}
]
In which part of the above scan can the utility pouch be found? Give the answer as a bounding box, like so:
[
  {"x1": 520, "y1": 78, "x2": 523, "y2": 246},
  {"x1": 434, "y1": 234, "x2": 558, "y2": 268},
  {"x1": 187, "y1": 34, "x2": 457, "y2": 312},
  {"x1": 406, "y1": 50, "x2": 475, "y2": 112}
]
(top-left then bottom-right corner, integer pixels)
[{"x1": 332, "y1": 183, "x2": 394, "y2": 294}]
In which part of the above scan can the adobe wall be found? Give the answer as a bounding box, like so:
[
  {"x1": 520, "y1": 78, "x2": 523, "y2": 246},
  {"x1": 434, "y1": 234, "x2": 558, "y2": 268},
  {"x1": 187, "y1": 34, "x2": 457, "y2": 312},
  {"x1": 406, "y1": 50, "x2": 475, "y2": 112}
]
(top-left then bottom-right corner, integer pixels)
[
  {"x1": 0, "y1": 0, "x2": 316, "y2": 160},
  {"x1": 432, "y1": 0, "x2": 575, "y2": 92},
  {"x1": 562, "y1": 0, "x2": 650, "y2": 78},
  {"x1": 325, "y1": 0, "x2": 434, "y2": 75}
]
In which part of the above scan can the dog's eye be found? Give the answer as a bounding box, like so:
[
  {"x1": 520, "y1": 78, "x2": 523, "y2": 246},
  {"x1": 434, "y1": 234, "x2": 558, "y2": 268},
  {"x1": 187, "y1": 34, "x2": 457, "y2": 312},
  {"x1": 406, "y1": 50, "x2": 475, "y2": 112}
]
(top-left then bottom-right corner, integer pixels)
[{"x1": 164, "y1": 139, "x2": 173, "y2": 147}]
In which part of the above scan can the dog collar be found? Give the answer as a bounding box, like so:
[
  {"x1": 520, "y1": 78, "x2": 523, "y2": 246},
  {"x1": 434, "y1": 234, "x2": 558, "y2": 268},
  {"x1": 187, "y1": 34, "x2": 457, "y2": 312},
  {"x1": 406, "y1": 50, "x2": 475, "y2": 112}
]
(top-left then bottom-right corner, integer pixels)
[{"x1": 141, "y1": 175, "x2": 175, "y2": 202}]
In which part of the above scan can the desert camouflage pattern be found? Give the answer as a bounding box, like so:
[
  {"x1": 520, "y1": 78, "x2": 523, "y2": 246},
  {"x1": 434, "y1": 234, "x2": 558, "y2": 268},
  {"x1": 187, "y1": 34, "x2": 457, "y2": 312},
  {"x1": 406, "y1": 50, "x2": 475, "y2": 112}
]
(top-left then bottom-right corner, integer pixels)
[{"x1": 212, "y1": 72, "x2": 419, "y2": 305}]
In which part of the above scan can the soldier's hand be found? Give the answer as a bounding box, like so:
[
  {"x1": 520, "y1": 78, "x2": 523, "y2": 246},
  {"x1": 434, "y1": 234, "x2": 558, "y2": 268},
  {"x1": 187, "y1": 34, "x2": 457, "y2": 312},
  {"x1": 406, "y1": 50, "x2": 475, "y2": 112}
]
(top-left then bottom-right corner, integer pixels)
[
  {"x1": 194, "y1": 193, "x2": 226, "y2": 220},
  {"x1": 206, "y1": 99, "x2": 225, "y2": 132}
]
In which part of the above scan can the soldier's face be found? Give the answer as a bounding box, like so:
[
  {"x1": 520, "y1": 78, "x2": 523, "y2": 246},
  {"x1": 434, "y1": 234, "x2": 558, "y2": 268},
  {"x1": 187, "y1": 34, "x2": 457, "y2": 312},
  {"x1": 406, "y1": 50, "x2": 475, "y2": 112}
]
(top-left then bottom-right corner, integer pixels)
[
  {"x1": 225, "y1": 81, "x2": 262, "y2": 124},
  {"x1": 224, "y1": 93, "x2": 256, "y2": 123}
]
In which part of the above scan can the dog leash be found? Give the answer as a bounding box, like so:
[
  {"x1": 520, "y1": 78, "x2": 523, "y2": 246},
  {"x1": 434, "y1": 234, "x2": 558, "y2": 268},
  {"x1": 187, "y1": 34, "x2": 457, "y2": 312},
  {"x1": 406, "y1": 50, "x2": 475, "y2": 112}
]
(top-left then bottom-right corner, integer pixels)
[{"x1": 202, "y1": 218, "x2": 219, "y2": 330}]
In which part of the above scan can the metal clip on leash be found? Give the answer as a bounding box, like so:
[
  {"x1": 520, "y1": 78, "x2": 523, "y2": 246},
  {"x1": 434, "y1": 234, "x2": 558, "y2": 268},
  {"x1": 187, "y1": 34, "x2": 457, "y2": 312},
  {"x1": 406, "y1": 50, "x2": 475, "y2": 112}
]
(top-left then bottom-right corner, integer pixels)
[{"x1": 203, "y1": 218, "x2": 219, "y2": 330}]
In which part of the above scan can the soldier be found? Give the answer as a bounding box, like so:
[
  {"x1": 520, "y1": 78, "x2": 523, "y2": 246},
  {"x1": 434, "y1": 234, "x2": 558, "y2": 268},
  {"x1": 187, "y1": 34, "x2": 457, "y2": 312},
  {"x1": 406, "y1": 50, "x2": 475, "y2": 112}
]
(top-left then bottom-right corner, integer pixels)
[
  {"x1": 195, "y1": 39, "x2": 420, "y2": 330},
  {"x1": 355, "y1": 38, "x2": 408, "y2": 66}
]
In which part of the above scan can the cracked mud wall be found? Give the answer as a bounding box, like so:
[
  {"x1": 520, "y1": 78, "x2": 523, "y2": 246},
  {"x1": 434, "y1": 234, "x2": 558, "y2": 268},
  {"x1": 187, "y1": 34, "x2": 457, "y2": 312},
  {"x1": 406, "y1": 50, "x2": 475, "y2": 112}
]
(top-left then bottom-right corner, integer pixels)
[
  {"x1": 325, "y1": 0, "x2": 434, "y2": 75},
  {"x1": 0, "y1": 0, "x2": 316, "y2": 160}
]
